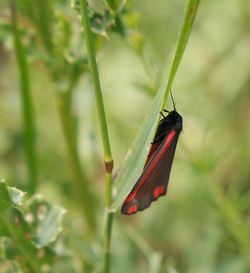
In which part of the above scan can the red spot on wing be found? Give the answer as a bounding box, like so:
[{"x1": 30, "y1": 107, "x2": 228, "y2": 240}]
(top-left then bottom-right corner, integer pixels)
[
  {"x1": 127, "y1": 205, "x2": 138, "y2": 215},
  {"x1": 153, "y1": 186, "x2": 165, "y2": 198},
  {"x1": 124, "y1": 130, "x2": 176, "y2": 204}
]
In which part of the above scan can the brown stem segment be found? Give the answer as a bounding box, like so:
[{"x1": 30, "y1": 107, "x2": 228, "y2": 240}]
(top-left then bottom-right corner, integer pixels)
[{"x1": 105, "y1": 160, "x2": 114, "y2": 173}]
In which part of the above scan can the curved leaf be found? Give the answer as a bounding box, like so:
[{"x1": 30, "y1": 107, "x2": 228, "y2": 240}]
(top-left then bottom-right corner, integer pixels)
[
  {"x1": 28, "y1": 197, "x2": 66, "y2": 248},
  {"x1": 111, "y1": 0, "x2": 201, "y2": 211}
]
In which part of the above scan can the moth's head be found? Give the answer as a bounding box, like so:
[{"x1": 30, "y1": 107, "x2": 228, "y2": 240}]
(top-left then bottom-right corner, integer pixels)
[{"x1": 168, "y1": 110, "x2": 183, "y2": 131}]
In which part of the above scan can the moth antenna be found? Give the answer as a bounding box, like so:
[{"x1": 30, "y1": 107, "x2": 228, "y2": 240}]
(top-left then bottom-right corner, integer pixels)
[{"x1": 170, "y1": 89, "x2": 176, "y2": 111}]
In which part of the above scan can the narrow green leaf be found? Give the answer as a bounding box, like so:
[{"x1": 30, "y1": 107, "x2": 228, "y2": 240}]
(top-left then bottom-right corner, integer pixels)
[
  {"x1": 162, "y1": 0, "x2": 201, "y2": 106},
  {"x1": 111, "y1": 0, "x2": 201, "y2": 211}
]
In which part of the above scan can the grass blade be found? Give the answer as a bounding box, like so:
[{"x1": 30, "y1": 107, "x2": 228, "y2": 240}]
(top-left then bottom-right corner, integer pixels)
[{"x1": 111, "y1": 0, "x2": 201, "y2": 211}]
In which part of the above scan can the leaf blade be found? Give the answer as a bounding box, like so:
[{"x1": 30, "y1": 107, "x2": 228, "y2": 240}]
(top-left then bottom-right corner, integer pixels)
[{"x1": 111, "y1": 0, "x2": 201, "y2": 211}]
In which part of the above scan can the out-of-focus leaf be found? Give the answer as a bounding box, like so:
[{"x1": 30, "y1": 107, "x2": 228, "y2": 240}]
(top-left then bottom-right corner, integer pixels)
[
  {"x1": 51, "y1": 258, "x2": 77, "y2": 273},
  {"x1": 89, "y1": 10, "x2": 114, "y2": 36},
  {"x1": 9, "y1": 187, "x2": 26, "y2": 206},
  {"x1": 133, "y1": 80, "x2": 156, "y2": 96},
  {"x1": 73, "y1": 0, "x2": 130, "y2": 37},
  {"x1": 0, "y1": 224, "x2": 8, "y2": 236},
  {"x1": 28, "y1": 197, "x2": 66, "y2": 248},
  {"x1": 0, "y1": 183, "x2": 40, "y2": 272},
  {"x1": 88, "y1": 0, "x2": 106, "y2": 14},
  {"x1": 123, "y1": 10, "x2": 140, "y2": 28},
  {"x1": 0, "y1": 182, "x2": 66, "y2": 271},
  {"x1": 105, "y1": 0, "x2": 126, "y2": 11},
  {"x1": 127, "y1": 31, "x2": 145, "y2": 54},
  {"x1": 72, "y1": 0, "x2": 106, "y2": 16},
  {"x1": 1, "y1": 237, "x2": 20, "y2": 260},
  {"x1": 0, "y1": 19, "x2": 12, "y2": 42},
  {"x1": 149, "y1": 252, "x2": 163, "y2": 273},
  {"x1": 0, "y1": 259, "x2": 22, "y2": 273}
]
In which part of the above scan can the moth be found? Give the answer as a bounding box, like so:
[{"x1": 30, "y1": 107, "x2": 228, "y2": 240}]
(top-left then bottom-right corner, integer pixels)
[{"x1": 121, "y1": 94, "x2": 182, "y2": 215}]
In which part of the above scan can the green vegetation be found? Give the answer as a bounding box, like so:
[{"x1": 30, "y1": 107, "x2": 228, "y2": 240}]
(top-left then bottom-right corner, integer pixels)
[{"x1": 0, "y1": 0, "x2": 249, "y2": 272}]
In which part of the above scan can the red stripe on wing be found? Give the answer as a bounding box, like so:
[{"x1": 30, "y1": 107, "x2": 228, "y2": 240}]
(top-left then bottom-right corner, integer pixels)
[
  {"x1": 124, "y1": 130, "x2": 176, "y2": 204},
  {"x1": 144, "y1": 142, "x2": 159, "y2": 167}
]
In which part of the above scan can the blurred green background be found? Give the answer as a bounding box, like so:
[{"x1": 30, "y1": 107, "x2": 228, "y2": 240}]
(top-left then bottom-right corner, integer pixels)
[{"x1": 0, "y1": 0, "x2": 250, "y2": 272}]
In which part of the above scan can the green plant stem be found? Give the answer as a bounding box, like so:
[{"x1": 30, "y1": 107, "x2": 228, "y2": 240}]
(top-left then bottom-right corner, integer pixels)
[
  {"x1": 79, "y1": 1, "x2": 114, "y2": 272},
  {"x1": 11, "y1": 2, "x2": 38, "y2": 194},
  {"x1": 103, "y1": 173, "x2": 113, "y2": 273},
  {"x1": 79, "y1": 0, "x2": 112, "y2": 163},
  {"x1": 35, "y1": 0, "x2": 53, "y2": 52}
]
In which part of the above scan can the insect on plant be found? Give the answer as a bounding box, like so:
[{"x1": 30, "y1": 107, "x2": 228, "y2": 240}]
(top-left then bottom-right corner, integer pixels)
[{"x1": 121, "y1": 91, "x2": 183, "y2": 215}]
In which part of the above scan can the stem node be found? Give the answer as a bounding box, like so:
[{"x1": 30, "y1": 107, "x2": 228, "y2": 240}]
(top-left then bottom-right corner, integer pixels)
[{"x1": 105, "y1": 160, "x2": 114, "y2": 173}]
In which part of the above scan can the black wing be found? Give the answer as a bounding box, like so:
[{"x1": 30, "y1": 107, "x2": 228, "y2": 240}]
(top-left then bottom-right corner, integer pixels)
[{"x1": 121, "y1": 129, "x2": 180, "y2": 215}]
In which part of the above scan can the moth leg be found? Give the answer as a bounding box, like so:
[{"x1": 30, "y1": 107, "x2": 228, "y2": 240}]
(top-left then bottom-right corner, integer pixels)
[
  {"x1": 163, "y1": 109, "x2": 170, "y2": 113},
  {"x1": 159, "y1": 111, "x2": 165, "y2": 118}
]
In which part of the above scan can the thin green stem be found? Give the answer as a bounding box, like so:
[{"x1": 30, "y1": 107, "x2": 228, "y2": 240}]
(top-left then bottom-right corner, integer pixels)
[
  {"x1": 105, "y1": 172, "x2": 113, "y2": 207},
  {"x1": 79, "y1": 0, "x2": 112, "y2": 163},
  {"x1": 11, "y1": 2, "x2": 38, "y2": 194},
  {"x1": 103, "y1": 173, "x2": 113, "y2": 273},
  {"x1": 35, "y1": 0, "x2": 53, "y2": 52},
  {"x1": 79, "y1": 1, "x2": 114, "y2": 272}
]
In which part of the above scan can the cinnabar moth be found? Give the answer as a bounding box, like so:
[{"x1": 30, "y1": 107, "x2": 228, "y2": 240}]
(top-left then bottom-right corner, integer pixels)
[{"x1": 121, "y1": 92, "x2": 182, "y2": 215}]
